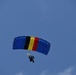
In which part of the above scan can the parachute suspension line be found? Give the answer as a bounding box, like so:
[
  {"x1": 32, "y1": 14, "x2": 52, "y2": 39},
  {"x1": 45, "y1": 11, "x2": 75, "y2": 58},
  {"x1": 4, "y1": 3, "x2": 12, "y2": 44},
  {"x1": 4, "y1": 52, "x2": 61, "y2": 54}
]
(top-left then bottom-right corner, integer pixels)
[
  {"x1": 27, "y1": 51, "x2": 31, "y2": 57},
  {"x1": 27, "y1": 50, "x2": 31, "y2": 55},
  {"x1": 28, "y1": 50, "x2": 30, "y2": 54}
]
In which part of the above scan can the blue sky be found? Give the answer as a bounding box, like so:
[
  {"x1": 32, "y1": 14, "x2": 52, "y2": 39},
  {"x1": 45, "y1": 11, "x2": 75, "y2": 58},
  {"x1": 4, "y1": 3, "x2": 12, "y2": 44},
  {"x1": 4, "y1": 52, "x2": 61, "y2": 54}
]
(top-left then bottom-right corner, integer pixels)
[{"x1": 0, "y1": 0, "x2": 76, "y2": 75}]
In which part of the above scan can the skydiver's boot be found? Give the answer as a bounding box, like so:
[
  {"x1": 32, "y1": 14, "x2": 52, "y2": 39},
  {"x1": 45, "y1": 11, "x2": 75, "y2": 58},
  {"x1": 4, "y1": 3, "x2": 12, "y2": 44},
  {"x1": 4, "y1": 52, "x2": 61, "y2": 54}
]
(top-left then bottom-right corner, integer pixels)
[{"x1": 32, "y1": 60, "x2": 34, "y2": 63}]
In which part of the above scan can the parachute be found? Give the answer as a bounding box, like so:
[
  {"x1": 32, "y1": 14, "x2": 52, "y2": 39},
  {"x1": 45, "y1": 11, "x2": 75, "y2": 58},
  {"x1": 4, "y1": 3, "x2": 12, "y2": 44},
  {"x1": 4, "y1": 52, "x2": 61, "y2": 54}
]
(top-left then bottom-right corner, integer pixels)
[{"x1": 13, "y1": 36, "x2": 51, "y2": 55}]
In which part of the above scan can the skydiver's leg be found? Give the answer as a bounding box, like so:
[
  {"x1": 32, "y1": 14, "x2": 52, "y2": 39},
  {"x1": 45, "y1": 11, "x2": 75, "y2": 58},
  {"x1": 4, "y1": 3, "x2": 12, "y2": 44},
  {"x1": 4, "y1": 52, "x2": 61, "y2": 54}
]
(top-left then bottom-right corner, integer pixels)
[
  {"x1": 32, "y1": 59, "x2": 34, "y2": 63},
  {"x1": 29, "y1": 58, "x2": 33, "y2": 62},
  {"x1": 29, "y1": 59, "x2": 34, "y2": 63}
]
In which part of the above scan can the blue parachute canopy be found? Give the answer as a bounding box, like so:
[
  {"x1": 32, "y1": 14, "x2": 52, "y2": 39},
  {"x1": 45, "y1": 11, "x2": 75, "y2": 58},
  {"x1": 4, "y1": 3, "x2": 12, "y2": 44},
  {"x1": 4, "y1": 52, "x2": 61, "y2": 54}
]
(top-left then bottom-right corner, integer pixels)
[{"x1": 13, "y1": 36, "x2": 51, "y2": 55}]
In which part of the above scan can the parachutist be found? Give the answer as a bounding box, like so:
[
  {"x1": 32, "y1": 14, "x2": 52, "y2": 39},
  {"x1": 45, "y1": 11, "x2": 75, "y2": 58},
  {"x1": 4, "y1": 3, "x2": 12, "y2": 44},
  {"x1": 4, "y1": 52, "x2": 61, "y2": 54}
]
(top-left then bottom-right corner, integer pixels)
[
  {"x1": 27, "y1": 53, "x2": 35, "y2": 63},
  {"x1": 29, "y1": 55, "x2": 34, "y2": 63}
]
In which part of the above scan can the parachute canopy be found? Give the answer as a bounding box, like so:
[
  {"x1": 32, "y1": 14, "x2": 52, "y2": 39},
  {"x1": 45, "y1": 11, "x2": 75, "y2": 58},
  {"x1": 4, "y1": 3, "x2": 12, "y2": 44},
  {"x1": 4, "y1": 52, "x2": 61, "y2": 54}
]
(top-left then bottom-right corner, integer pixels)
[{"x1": 13, "y1": 36, "x2": 51, "y2": 55}]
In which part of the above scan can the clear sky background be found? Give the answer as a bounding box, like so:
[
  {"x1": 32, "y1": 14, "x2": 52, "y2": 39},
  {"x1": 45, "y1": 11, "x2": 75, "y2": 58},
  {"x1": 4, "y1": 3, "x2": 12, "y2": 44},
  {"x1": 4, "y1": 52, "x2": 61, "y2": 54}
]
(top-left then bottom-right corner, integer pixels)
[{"x1": 0, "y1": 0, "x2": 76, "y2": 75}]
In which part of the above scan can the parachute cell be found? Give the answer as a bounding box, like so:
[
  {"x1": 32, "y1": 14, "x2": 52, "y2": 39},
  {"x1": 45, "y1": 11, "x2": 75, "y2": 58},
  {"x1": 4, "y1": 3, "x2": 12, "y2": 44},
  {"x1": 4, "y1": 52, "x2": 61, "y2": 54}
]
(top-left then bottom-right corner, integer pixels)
[{"x1": 13, "y1": 36, "x2": 51, "y2": 55}]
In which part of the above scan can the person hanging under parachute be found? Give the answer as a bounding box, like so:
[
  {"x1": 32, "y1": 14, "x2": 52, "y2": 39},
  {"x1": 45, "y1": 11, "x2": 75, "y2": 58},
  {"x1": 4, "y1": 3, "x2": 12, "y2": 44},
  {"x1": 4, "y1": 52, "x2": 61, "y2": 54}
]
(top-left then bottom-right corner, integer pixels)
[
  {"x1": 13, "y1": 36, "x2": 51, "y2": 63},
  {"x1": 27, "y1": 53, "x2": 35, "y2": 63}
]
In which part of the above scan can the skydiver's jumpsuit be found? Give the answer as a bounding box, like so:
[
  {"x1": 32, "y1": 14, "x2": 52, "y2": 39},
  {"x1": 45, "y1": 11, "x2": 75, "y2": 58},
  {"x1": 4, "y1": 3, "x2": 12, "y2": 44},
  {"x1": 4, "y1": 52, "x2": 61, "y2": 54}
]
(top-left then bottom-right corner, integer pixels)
[{"x1": 28, "y1": 55, "x2": 34, "y2": 63}]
